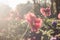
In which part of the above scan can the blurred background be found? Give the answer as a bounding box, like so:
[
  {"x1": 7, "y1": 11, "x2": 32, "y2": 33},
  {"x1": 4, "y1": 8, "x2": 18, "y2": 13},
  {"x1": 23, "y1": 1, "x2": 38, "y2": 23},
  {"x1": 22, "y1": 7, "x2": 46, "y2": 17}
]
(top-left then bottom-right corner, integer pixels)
[{"x1": 0, "y1": 0, "x2": 60, "y2": 40}]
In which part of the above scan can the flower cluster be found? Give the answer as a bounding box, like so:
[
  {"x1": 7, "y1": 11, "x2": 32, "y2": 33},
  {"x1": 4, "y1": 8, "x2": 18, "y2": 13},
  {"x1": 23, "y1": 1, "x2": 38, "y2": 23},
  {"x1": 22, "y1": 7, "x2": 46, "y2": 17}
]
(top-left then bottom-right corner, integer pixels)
[{"x1": 25, "y1": 12, "x2": 42, "y2": 32}]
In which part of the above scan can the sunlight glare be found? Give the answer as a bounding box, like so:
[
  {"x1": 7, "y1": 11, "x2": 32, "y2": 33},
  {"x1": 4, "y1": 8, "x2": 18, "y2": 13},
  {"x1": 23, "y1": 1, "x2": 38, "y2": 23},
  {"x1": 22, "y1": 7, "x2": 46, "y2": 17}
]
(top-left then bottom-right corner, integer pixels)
[{"x1": 0, "y1": 0, "x2": 33, "y2": 9}]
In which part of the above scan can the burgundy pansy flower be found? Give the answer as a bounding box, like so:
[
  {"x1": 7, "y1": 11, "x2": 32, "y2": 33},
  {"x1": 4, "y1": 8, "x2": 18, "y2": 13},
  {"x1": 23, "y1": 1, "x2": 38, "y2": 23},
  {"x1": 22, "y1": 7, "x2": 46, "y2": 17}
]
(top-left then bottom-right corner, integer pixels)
[{"x1": 45, "y1": 7, "x2": 51, "y2": 16}]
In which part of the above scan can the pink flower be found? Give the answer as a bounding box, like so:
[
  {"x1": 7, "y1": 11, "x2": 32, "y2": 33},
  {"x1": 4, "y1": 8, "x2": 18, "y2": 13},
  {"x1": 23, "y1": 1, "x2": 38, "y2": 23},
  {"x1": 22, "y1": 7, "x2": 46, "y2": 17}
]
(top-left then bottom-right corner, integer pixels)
[
  {"x1": 25, "y1": 12, "x2": 36, "y2": 24},
  {"x1": 40, "y1": 7, "x2": 46, "y2": 17},
  {"x1": 40, "y1": 7, "x2": 51, "y2": 17},
  {"x1": 58, "y1": 13, "x2": 60, "y2": 19},
  {"x1": 35, "y1": 18, "x2": 42, "y2": 29},
  {"x1": 25, "y1": 12, "x2": 43, "y2": 32}
]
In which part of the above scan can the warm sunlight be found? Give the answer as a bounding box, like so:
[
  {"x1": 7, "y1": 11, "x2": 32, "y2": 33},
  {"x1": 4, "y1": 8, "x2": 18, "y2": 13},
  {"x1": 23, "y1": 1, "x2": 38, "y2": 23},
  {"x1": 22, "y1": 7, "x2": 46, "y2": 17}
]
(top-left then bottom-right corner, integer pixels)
[{"x1": 0, "y1": 0, "x2": 33, "y2": 9}]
